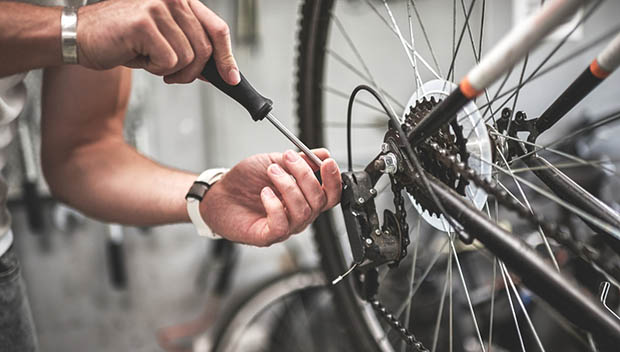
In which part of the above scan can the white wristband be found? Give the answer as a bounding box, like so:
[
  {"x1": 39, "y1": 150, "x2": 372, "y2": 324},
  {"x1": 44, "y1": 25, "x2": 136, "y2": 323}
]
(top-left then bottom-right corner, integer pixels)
[{"x1": 185, "y1": 168, "x2": 228, "y2": 239}]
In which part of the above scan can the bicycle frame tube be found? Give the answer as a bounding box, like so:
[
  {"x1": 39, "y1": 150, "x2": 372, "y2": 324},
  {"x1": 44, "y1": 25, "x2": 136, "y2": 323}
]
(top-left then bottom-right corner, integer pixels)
[
  {"x1": 409, "y1": 0, "x2": 590, "y2": 146},
  {"x1": 422, "y1": 173, "x2": 620, "y2": 347},
  {"x1": 524, "y1": 155, "x2": 620, "y2": 243},
  {"x1": 536, "y1": 32, "x2": 620, "y2": 136}
]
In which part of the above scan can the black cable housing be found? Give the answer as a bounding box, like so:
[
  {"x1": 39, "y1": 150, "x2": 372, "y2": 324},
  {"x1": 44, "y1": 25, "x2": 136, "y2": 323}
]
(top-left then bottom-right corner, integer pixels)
[{"x1": 346, "y1": 84, "x2": 469, "y2": 241}]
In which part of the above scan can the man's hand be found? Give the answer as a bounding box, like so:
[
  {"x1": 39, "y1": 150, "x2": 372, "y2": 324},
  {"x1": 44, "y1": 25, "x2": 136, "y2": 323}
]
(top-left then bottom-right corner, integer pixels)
[
  {"x1": 201, "y1": 149, "x2": 342, "y2": 247},
  {"x1": 77, "y1": 0, "x2": 238, "y2": 84}
]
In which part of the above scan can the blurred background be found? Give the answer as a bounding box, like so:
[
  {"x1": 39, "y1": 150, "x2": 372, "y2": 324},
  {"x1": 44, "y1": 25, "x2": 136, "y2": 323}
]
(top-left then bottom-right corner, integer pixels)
[{"x1": 6, "y1": 0, "x2": 620, "y2": 351}]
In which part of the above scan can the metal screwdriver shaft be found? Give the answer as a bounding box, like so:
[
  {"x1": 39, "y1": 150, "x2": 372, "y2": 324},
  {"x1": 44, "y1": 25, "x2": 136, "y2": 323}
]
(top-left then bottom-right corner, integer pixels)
[
  {"x1": 200, "y1": 58, "x2": 322, "y2": 169},
  {"x1": 265, "y1": 113, "x2": 323, "y2": 168}
]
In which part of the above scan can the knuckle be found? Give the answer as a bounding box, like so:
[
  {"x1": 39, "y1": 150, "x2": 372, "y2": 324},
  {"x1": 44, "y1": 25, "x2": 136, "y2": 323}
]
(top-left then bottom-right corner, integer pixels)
[
  {"x1": 179, "y1": 50, "x2": 194, "y2": 67},
  {"x1": 300, "y1": 204, "x2": 312, "y2": 222},
  {"x1": 213, "y1": 22, "x2": 230, "y2": 38},
  {"x1": 147, "y1": 0, "x2": 167, "y2": 16},
  {"x1": 195, "y1": 42, "x2": 212, "y2": 60}
]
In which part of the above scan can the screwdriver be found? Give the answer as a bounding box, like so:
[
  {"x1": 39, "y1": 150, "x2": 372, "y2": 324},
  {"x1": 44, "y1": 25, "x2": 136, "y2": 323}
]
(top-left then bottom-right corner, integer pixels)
[{"x1": 201, "y1": 58, "x2": 323, "y2": 169}]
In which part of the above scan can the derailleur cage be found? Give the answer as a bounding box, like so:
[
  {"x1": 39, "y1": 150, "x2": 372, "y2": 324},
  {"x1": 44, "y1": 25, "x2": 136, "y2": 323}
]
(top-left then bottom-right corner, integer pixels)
[{"x1": 341, "y1": 170, "x2": 403, "y2": 269}]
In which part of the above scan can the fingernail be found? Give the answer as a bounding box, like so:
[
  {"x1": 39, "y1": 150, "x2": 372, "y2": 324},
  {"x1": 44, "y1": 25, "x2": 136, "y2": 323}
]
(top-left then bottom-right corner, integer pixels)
[
  {"x1": 262, "y1": 187, "x2": 274, "y2": 197},
  {"x1": 228, "y1": 68, "x2": 240, "y2": 85},
  {"x1": 326, "y1": 159, "x2": 338, "y2": 175},
  {"x1": 285, "y1": 150, "x2": 299, "y2": 162},
  {"x1": 269, "y1": 164, "x2": 284, "y2": 176}
]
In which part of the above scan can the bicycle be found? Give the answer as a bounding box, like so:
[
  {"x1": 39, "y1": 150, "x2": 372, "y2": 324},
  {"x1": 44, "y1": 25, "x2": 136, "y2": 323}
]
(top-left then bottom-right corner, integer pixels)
[{"x1": 295, "y1": 0, "x2": 620, "y2": 351}]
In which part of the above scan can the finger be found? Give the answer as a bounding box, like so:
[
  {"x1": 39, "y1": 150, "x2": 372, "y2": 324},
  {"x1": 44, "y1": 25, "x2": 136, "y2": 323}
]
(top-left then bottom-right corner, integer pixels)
[
  {"x1": 189, "y1": 0, "x2": 240, "y2": 85},
  {"x1": 259, "y1": 186, "x2": 289, "y2": 245},
  {"x1": 164, "y1": 1, "x2": 213, "y2": 84},
  {"x1": 151, "y1": 5, "x2": 194, "y2": 77},
  {"x1": 130, "y1": 21, "x2": 178, "y2": 75},
  {"x1": 320, "y1": 158, "x2": 342, "y2": 210},
  {"x1": 267, "y1": 163, "x2": 312, "y2": 228},
  {"x1": 299, "y1": 148, "x2": 331, "y2": 172},
  {"x1": 283, "y1": 150, "x2": 326, "y2": 214}
]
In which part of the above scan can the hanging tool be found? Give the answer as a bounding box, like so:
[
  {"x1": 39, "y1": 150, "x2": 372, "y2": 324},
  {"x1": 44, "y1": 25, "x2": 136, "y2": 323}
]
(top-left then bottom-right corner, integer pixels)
[{"x1": 200, "y1": 59, "x2": 323, "y2": 169}]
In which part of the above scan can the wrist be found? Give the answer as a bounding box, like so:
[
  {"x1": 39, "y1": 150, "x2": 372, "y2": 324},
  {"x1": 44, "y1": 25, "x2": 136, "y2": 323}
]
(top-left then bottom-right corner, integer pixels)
[
  {"x1": 0, "y1": 4, "x2": 64, "y2": 76},
  {"x1": 186, "y1": 169, "x2": 228, "y2": 238}
]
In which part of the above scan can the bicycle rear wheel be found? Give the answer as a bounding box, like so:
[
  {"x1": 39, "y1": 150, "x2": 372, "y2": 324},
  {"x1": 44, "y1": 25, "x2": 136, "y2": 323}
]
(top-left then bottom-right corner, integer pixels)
[{"x1": 296, "y1": 1, "x2": 620, "y2": 351}]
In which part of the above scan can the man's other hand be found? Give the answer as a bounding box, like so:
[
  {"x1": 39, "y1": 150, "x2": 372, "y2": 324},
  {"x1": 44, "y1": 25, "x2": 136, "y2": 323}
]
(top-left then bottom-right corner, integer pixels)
[
  {"x1": 201, "y1": 149, "x2": 342, "y2": 247},
  {"x1": 77, "y1": 0, "x2": 239, "y2": 85}
]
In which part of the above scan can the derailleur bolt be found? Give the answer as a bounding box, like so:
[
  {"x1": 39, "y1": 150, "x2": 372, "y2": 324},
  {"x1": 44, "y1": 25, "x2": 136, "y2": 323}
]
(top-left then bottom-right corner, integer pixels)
[
  {"x1": 357, "y1": 197, "x2": 365, "y2": 204},
  {"x1": 379, "y1": 153, "x2": 398, "y2": 174},
  {"x1": 369, "y1": 188, "x2": 377, "y2": 196},
  {"x1": 374, "y1": 229, "x2": 382, "y2": 236},
  {"x1": 365, "y1": 238, "x2": 373, "y2": 246}
]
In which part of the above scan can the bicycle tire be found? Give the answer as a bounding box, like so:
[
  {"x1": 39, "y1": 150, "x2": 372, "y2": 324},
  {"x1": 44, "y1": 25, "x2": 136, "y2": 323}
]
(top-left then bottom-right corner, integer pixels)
[
  {"x1": 295, "y1": 1, "x2": 620, "y2": 351},
  {"x1": 295, "y1": 1, "x2": 388, "y2": 351},
  {"x1": 210, "y1": 269, "x2": 355, "y2": 352}
]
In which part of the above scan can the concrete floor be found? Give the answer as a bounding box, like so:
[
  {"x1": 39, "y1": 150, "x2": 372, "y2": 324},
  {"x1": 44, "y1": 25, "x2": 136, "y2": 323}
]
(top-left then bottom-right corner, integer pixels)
[{"x1": 11, "y1": 201, "x2": 308, "y2": 352}]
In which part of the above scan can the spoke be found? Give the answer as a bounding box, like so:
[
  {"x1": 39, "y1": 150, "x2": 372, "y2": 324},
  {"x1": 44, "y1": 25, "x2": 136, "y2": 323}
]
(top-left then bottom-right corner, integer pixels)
[
  {"x1": 327, "y1": 49, "x2": 405, "y2": 110},
  {"x1": 478, "y1": 0, "x2": 486, "y2": 62},
  {"x1": 431, "y1": 254, "x2": 451, "y2": 352},
  {"x1": 326, "y1": 121, "x2": 387, "y2": 128},
  {"x1": 492, "y1": 131, "x2": 620, "y2": 178},
  {"x1": 406, "y1": 0, "x2": 423, "y2": 94},
  {"x1": 488, "y1": 257, "x2": 497, "y2": 351},
  {"x1": 510, "y1": 109, "x2": 620, "y2": 163},
  {"x1": 332, "y1": 15, "x2": 401, "y2": 118},
  {"x1": 396, "y1": 238, "x2": 451, "y2": 317},
  {"x1": 500, "y1": 261, "x2": 547, "y2": 352},
  {"x1": 471, "y1": 154, "x2": 620, "y2": 239},
  {"x1": 499, "y1": 259, "x2": 527, "y2": 352},
  {"x1": 447, "y1": 230, "x2": 486, "y2": 352},
  {"x1": 401, "y1": 217, "x2": 421, "y2": 352},
  {"x1": 504, "y1": 54, "x2": 530, "y2": 147},
  {"x1": 509, "y1": 160, "x2": 620, "y2": 174},
  {"x1": 381, "y1": 0, "x2": 425, "y2": 94},
  {"x1": 496, "y1": 147, "x2": 561, "y2": 272},
  {"x1": 456, "y1": 16, "x2": 619, "y2": 135},
  {"x1": 362, "y1": 0, "x2": 442, "y2": 80},
  {"x1": 482, "y1": 1, "x2": 603, "y2": 125},
  {"x1": 459, "y1": 0, "x2": 480, "y2": 62},
  {"x1": 446, "y1": 0, "x2": 477, "y2": 81},
  {"x1": 488, "y1": 198, "x2": 499, "y2": 351},
  {"x1": 408, "y1": 0, "x2": 443, "y2": 77}
]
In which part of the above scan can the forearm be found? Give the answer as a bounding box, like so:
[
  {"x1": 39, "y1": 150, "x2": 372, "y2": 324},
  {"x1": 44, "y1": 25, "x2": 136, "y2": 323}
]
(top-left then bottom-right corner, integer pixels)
[
  {"x1": 0, "y1": 3, "x2": 63, "y2": 77},
  {"x1": 43, "y1": 138, "x2": 196, "y2": 226}
]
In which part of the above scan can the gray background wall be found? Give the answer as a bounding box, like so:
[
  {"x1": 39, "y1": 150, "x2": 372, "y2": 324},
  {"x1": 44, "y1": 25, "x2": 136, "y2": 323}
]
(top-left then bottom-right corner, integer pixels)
[{"x1": 9, "y1": 0, "x2": 620, "y2": 351}]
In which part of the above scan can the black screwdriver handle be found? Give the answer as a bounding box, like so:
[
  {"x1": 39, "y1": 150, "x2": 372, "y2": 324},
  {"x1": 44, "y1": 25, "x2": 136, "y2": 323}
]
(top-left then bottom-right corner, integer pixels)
[{"x1": 201, "y1": 58, "x2": 273, "y2": 121}]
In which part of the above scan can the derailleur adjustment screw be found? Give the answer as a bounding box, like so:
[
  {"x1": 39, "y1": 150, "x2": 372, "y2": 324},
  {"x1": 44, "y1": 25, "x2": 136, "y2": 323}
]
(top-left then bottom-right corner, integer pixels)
[
  {"x1": 357, "y1": 197, "x2": 366, "y2": 204},
  {"x1": 369, "y1": 188, "x2": 377, "y2": 196},
  {"x1": 365, "y1": 238, "x2": 373, "y2": 246},
  {"x1": 374, "y1": 229, "x2": 382, "y2": 236}
]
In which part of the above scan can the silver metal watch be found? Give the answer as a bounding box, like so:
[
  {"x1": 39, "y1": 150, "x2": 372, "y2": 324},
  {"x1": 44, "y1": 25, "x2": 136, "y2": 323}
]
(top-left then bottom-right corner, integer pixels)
[{"x1": 61, "y1": 7, "x2": 78, "y2": 64}]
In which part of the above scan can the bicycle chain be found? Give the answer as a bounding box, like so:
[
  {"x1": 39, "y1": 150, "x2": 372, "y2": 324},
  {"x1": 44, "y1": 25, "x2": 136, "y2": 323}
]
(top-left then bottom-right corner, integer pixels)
[
  {"x1": 391, "y1": 176, "x2": 411, "y2": 260},
  {"x1": 426, "y1": 140, "x2": 614, "y2": 277},
  {"x1": 370, "y1": 299, "x2": 429, "y2": 352},
  {"x1": 367, "y1": 137, "x2": 614, "y2": 350}
]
